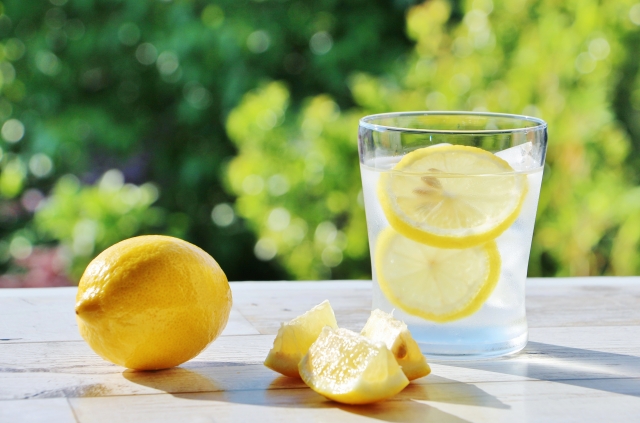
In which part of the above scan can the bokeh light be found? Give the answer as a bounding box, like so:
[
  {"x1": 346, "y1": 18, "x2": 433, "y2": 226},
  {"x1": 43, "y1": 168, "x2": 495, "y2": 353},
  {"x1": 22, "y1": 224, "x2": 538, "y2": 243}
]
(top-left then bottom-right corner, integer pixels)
[
  {"x1": 1, "y1": 119, "x2": 24, "y2": 143},
  {"x1": 1, "y1": 0, "x2": 640, "y2": 287}
]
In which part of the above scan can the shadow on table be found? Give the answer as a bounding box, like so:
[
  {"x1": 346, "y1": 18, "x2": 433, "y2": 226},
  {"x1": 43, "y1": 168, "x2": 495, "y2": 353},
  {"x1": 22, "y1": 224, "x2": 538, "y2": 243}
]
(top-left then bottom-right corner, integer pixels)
[
  {"x1": 123, "y1": 367, "x2": 513, "y2": 422},
  {"x1": 334, "y1": 376, "x2": 509, "y2": 423},
  {"x1": 443, "y1": 341, "x2": 640, "y2": 398},
  {"x1": 123, "y1": 367, "x2": 222, "y2": 394}
]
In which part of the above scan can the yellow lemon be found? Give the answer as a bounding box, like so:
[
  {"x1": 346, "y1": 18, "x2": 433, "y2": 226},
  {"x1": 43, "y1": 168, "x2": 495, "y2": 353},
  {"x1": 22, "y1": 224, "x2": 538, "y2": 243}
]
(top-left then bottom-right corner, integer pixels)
[
  {"x1": 378, "y1": 145, "x2": 527, "y2": 249},
  {"x1": 264, "y1": 300, "x2": 338, "y2": 378},
  {"x1": 75, "y1": 235, "x2": 232, "y2": 370},
  {"x1": 299, "y1": 327, "x2": 409, "y2": 405},
  {"x1": 361, "y1": 309, "x2": 430, "y2": 380},
  {"x1": 375, "y1": 228, "x2": 500, "y2": 322}
]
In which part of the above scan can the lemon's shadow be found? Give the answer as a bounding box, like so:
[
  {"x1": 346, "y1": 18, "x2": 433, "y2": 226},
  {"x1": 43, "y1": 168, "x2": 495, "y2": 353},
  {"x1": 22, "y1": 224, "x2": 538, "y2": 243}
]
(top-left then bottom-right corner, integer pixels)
[
  {"x1": 123, "y1": 366, "x2": 508, "y2": 422},
  {"x1": 337, "y1": 400, "x2": 470, "y2": 423},
  {"x1": 122, "y1": 367, "x2": 222, "y2": 394}
]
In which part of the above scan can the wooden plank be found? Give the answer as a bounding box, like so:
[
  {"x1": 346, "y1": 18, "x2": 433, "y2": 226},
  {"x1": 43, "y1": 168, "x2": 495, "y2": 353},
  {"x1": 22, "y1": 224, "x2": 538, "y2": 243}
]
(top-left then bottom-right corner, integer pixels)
[
  {"x1": 410, "y1": 377, "x2": 640, "y2": 423},
  {"x1": 528, "y1": 277, "x2": 640, "y2": 287},
  {"x1": 3, "y1": 326, "x2": 640, "y2": 372},
  {"x1": 2, "y1": 326, "x2": 639, "y2": 400},
  {"x1": 0, "y1": 398, "x2": 77, "y2": 423},
  {"x1": 0, "y1": 363, "x2": 298, "y2": 401},
  {"x1": 231, "y1": 279, "x2": 640, "y2": 333},
  {"x1": 221, "y1": 309, "x2": 260, "y2": 336},
  {"x1": 0, "y1": 287, "x2": 79, "y2": 299},
  {"x1": 0, "y1": 287, "x2": 81, "y2": 344},
  {"x1": 67, "y1": 377, "x2": 640, "y2": 423},
  {"x1": 0, "y1": 335, "x2": 286, "y2": 400},
  {"x1": 230, "y1": 281, "x2": 372, "y2": 334},
  {"x1": 526, "y1": 278, "x2": 640, "y2": 328}
]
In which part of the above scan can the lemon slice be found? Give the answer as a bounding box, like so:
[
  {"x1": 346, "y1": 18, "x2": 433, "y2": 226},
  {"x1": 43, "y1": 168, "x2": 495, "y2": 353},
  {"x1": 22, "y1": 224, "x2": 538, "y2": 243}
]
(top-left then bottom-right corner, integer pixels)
[
  {"x1": 299, "y1": 327, "x2": 409, "y2": 405},
  {"x1": 361, "y1": 309, "x2": 430, "y2": 380},
  {"x1": 375, "y1": 228, "x2": 500, "y2": 322},
  {"x1": 264, "y1": 300, "x2": 338, "y2": 377},
  {"x1": 378, "y1": 145, "x2": 527, "y2": 249}
]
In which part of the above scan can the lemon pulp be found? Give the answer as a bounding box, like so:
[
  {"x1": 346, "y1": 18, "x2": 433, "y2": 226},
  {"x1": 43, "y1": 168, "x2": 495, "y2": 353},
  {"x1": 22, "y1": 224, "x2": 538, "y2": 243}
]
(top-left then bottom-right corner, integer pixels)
[
  {"x1": 361, "y1": 309, "x2": 430, "y2": 380},
  {"x1": 299, "y1": 327, "x2": 409, "y2": 405}
]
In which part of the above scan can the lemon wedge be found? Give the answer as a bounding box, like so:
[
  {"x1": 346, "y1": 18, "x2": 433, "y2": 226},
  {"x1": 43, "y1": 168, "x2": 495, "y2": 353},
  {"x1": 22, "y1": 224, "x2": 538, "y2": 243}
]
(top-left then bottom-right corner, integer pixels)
[
  {"x1": 378, "y1": 145, "x2": 527, "y2": 249},
  {"x1": 375, "y1": 228, "x2": 500, "y2": 322},
  {"x1": 361, "y1": 309, "x2": 430, "y2": 380},
  {"x1": 299, "y1": 327, "x2": 409, "y2": 405},
  {"x1": 264, "y1": 300, "x2": 338, "y2": 377}
]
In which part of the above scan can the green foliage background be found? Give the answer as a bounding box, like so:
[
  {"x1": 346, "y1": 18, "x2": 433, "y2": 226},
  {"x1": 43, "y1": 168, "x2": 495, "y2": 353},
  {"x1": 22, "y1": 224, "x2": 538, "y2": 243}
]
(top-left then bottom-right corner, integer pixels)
[{"x1": 1, "y1": 0, "x2": 640, "y2": 285}]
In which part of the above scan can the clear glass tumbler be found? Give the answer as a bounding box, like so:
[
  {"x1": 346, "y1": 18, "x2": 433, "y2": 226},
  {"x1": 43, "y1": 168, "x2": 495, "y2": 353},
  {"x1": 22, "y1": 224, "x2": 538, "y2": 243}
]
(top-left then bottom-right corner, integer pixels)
[{"x1": 358, "y1": 112, "x2": 547, "y2": 360}]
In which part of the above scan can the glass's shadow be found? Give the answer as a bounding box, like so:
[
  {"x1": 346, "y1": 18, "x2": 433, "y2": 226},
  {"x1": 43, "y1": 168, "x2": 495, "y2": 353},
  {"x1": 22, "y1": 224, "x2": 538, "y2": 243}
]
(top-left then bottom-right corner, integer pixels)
[
  {"x1": 405, "y1": 375, "x2": 509, "y2": 409},
  {"x1": 443, "y1": 341, "x2": 640, "y2": 398}
]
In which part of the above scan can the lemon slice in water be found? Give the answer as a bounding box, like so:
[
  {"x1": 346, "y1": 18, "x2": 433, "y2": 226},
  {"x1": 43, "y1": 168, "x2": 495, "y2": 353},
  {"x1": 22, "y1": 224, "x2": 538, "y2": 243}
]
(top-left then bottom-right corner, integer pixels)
[
  {"x1": 378, "y1": 145, "x2": 527, "y2": 249},
  {"x1": 375, "y1": 228, "x2": 500, "y2": 323}
]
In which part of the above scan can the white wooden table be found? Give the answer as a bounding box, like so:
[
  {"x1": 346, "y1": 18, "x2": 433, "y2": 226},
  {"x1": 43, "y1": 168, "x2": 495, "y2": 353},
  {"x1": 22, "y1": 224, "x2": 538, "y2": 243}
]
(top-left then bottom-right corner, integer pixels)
[{"x1": 1, "y1": 278, "x2": 640, "y2": 422}]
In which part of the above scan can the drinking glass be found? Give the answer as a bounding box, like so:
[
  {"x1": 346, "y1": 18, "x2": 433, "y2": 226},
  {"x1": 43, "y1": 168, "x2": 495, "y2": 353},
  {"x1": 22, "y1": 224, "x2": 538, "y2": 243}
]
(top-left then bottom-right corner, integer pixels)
[{"x1": 358, "y1": 111, "x2": 547, "y2": 360}]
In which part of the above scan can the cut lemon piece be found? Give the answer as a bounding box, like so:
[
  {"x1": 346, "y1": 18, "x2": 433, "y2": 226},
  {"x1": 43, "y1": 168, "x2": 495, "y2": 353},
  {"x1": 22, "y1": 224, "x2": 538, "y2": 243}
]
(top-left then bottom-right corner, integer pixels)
[
  {"x1": 299, "y1": 327, "x2": 409, "y2": 405},
  {"x1": 361, "y1": 309, "x2": 430, "y2": 380},
  {"x1": 264, "y1": 300, "x2": 338, "y2": 377},
  {"x1": 375, "y1": 228, "x2": 500, "y2": 322},
  {"x1": 378, "y1": 145, "x2": 527, "y2": 249}
]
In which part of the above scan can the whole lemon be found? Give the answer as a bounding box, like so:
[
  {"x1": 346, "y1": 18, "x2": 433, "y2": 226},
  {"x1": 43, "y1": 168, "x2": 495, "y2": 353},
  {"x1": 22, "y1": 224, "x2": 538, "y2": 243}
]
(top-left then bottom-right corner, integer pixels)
[{"x1": 75, "y1": 235, "x2": 232, "y2": 370}]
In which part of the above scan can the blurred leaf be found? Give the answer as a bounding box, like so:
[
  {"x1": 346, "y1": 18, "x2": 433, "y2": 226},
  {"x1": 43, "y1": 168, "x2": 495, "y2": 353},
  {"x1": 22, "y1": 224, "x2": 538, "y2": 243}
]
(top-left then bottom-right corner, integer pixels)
[{"x1": 225, "y1": 0, "x2": 640, "y2": 278}]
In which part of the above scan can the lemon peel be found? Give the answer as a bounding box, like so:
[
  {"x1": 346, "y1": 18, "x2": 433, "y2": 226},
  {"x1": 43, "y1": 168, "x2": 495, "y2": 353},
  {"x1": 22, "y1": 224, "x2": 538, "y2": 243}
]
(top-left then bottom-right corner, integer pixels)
[{"x1": 75, "y1": 235, "x2": 231, "y2": 370}]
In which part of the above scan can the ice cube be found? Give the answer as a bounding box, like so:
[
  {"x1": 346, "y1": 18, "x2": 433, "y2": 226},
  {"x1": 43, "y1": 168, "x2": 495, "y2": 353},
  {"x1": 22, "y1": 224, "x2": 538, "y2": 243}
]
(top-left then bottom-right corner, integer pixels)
[
  {"x1": 429, "y1": 142, "x2": 453, "y2": 148},
  {"x1": 494, "y1": 142, "x2": 534, "y2": 171}
]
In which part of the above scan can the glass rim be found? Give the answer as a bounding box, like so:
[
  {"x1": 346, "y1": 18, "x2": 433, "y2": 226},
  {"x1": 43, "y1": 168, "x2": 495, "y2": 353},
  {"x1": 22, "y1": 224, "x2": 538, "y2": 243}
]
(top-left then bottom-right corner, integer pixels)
[{"x1": 359, "y1": 111, "x2": 547, "y2": 134}]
